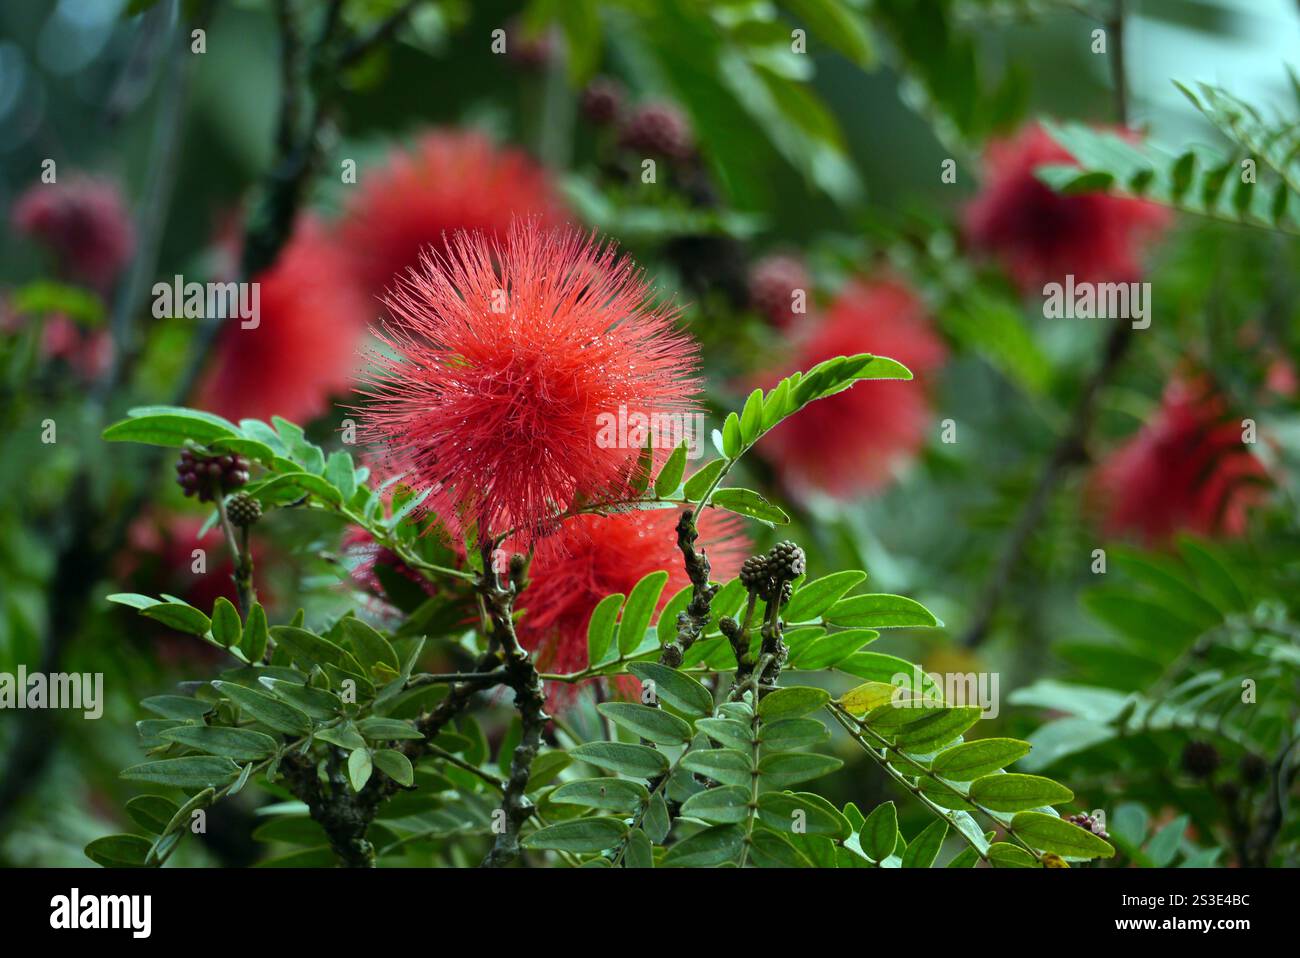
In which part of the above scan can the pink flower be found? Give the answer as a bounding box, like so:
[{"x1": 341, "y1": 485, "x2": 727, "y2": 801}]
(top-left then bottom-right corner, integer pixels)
[{"x1": 12, "y1": 175, "x2": 135, "y2": 292}]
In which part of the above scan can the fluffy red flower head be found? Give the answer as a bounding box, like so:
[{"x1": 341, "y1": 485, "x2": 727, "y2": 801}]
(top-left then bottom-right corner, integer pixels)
[
  {"x1": 754, "y1": 279, "x2": 947, "y2": 500},
  {"x1": 515, "y1": 509, "x2": 749, "y2": 700},
  {"x1": 359, "y1": 221, "x2": 700, "y2": 540},
  {"x1": 339, "y1": 130, "x2": 566, "y2": 306},
  {"x1": 1089, "y1": 375, "x2": 1269, "y2": 544},
  {"x1": 964, "y1": 122, "x2": 1170, "y2": 292},
  {"x1": 196, "y1": 217, "x2": 370, "y2": 425},
  {"x1": 12, "y1": 175, "x2": 135, "y2": 291}
]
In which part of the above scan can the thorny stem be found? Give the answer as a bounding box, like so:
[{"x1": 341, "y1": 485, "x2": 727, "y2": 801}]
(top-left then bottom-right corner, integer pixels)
[
  {"x1": 479, "y1": 546, "x2": 549, "y2": 868},
  {"x1": 659, "y1": 510, "x2": 718, "y2": 668}
]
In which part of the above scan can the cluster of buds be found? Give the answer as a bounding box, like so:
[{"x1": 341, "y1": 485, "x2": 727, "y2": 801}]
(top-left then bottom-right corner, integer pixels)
[
  {"x1": 618, "y1": 101, "x2": 694, "y2": 160},
  {"x1": 1066, "y1": 812, "x2": 1110, "y2": 841},
  {"x1": 739, "y1": 540, "x2": 806, "y2": 606},
  {"x1": 748, "y1": 254, "x2": 810, "y2": 329},
  {"x1": 226, "y1": 492, "x2": 263, "y2": 528},
  {"x1": 175, "y1": 447, "x2": 250, "y2": 503}
]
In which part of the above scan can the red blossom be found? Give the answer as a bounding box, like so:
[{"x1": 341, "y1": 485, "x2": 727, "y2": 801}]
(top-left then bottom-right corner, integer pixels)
[
  {"x1": 1089, "y1": 375, "x2": 1270, "y2": 544},
  {"x1": 338, "y1": 130, "x2": 566, "y2": 307},
  {"x1": 515, "y1": 509, "x2": 749, "y2": 704},
  {"x1": 195, "y1": 216, "x2": 370, "y2": 425},
  {"x1": 12, "y1": 175, "x2": 135, "y2": 292},
  {"x1": 964, "y1": 122, "x2": 1170, "y2": 292},
  {"x1": 341, "y1": 526, "x2": 437, "y2": 600},
  {"x1": 753, "y1": 279, "x2": 947, "y2": 500},
  {"x1": 358, "y1": 221, "x2": 700, "y2": 541}
]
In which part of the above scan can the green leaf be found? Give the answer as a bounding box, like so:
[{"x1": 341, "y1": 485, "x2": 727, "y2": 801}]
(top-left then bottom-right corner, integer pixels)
[
  {"x1": 901, "y1": 820, "x2": 947, "y2": 868},
  {"x1": 324, "y1": 451, "x2": 357, "y2": 502},
  {"x1": 759, "y1": 718, "x2": 830, "y2": 751},
  {"x1": 860, "y1": 801, "x2": 898, "y2": 861},
  {"x1": 240, "y1": 602, "x2": 269, "y2": 662},
  {"x1": 160, "y1": 787, "x2": 216, "y2": 842},
  {"x1": 695, "y1": 718, "x2": 753, "y2": 751},
  {"x1": 783, "y1": 0, "x2": 874, "y2": 66},
  {"x1": 355, "y1": 717, "x2": 424, "y2": 741},
  {"x1": 373, "y1": 749, "x2": 414, "y2": 786},
  {"x1": 624, "y1": 828, "x2": 654, "y2": 868},
  {"x1": 141, "y1": 694, "x2": 213, "y2": 720},
  {"x1": 683, "y1": 459, "x2": 727, "y2": 501},
  {"x1": 524, "y1": 817, "x2": 629, "y2": 853},
  {"x1": 790, "y1": 629, "x2": 878, "y2": 670},
  {"x1": 654, "y1": 441, "x2": 689, "y2": 497},
  {"x1": 347, "y1": 748, "x2": 373, "y2": 791},
  {"x1": 571, "y1": 742, "x2": 669, "y2": 780},
  {"x1": 681, "y1": 748, "x2": 754, "y2": 787},
  {"x1": 893, "y1": 706, "x2": 983, "y2": 752},
  {"x1": 211, "y1": 681, "x2": 310, "y2": 735},
  {"x1": 662, "y1": 824, "x2": 745, "y2": 866},
  {"x1": 1011, "y1": 811, "x2": 1115, "y2": 859},
  {"x1": 757, "y1": 792, "x2": 851, "y2": 839},
  {"x1": 757, "y1": 752, "x2": 842, "y2": 787},
  {"x1": 140, "y1": 601, "x2": 211, "y2": 636},
  {"x1": 747, "y1": 827, "x2": 813, "y2": 868},
  {"x1": 757, "y1": 685, "x2": 830, "y2": 721},
  {"x1": 260, "y1": 679, "x2": 342, "y2": 720},
  {"x1": 627, "y1": 662, "x2": 714, "y2": 718},
  {"x1": 85, "y1": 834, "x2": 153, "y2": 868},
  {"x1": 121, "y1": 757, "x2": 240, "y2": 789},
  {"x1": 159, "y1": 725, "x2": 278, "y2": 760},
  {"x1": 655, "y1": 585, "x2": 693, "y2": 647},
  {"x1": 825, "y1": 594, "x2": 939, "y2": 629},
  {"x1": 597, "y1": 702, "x2": 692, "y2": 745},
  {"x1": 969, "y1": 773, "x2": 1073, "y2": 812},
  {"x1": 586, "y1": 593, "x2": 624, "y2": 667},
  {"x1": 125, "y1": 795, "x2": 179, "y2": 834},
  {"x1": 315, "y1": 724, "x2": 368, "y2": 750},
  {"x1": 679, "y1": 785, "x2": 752, "y2": 824},
  {"x1": 643, "y1": 792, "x2": 671, "y2": 844},
  {"x1": 102, "y1": 406, "x2": 238, "y2": 447},
  {"x1": 210, "y1": 597, "x2": 241, "y2": 649},
  {"x1": 930, "y1": 739, "x2": 1032, "y2": 782},
  {"x1": 270, "y1": 626, "x2": 365, "y2": 677},
  {"x1": 619, "y1": 571, "x2": 670, "y2": 656},
  {"x1": 721, "y1": 411, "x2": 742, "y2": 458},
  {"x1": 709, "y1": 487, "x2": 789, "y2": 525},
  {"x1": 988, "y1": 842, "x2": 1039, "y2": 868},
  {"x1": 551, "y1": 778, "x2": 649, "y2": 812},
  {"x1": 340, "y1": 617, "x2": 400, "y2": 675},
  {"x1": 1145, "y1": 814, "x2": 1188, "y2": 867},
  {"x1": 738, "y1": 388, "x2": 764, "y2": 446},
  {"x1": 784, "y1": 570, "x2": 867, "y2": 623}
]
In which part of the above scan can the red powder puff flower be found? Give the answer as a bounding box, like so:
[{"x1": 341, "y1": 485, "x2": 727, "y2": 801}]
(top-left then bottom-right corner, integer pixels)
[
  {"x1": 41, "y1": 314, "x2": 114, "y2": 380},
  {"x1": 338, "y1": 130, "x2": 566, "y2": 307},
  {"x1": 12, "y1": 175, "x2": 136, "y2": 292},
  {"x1": 753, "y1": 279, "x2": 947, "y2": 500},
  {"x1": 196, "y1": 217, "x2": 371, "y2": 425},
  {"x1": 964, "y1": 122, "x2": 1170, "y2": 293},
  {"x1": 1089, "y1": 375, "x2": 1270, "y2": 544},
  {"x1": 515, "y1": 508, "x2": 749, "y2": 703},
  {"x1": 358, "y1": 221, "x2": 700, "y2": 541}
]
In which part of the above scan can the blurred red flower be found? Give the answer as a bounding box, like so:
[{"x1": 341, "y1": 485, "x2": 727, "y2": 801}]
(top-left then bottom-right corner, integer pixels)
[
  {"x1": 12, "y1": 175, "x2": 135, "y2": 292},
  {"x1": 358, "y1": 221, "x2": 700, "y2": 541},
  {"x1": 754, "y1": 279, "x2": 947, "y2": 500},
  {"x1": 196, "y1": 217, "x2": 370, "y2": 425},
  {"x1": 515, "y1": 509, "x2": 748, "y2": 703},
  {"x1": 1089, "y1": 375, "x2": 1270, "y2": 544},
  {"x1": 341, "y1": 526, "x2": 437, "y2": 600},
  {"x1": 338, "y1": 130, "x2": 566, "y2": 307},
  {"x1": 964, "y1": 122, "x2": 1169, "y2": 292}
]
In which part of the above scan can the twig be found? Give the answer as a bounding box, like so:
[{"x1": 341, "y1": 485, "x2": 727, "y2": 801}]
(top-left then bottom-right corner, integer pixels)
[
  {"x1": 659, "y1": 510, "x2": 717, "y2": 668},
  {"x1": 960, "y1": 314, "x2": 1134, "y2": 648}
]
